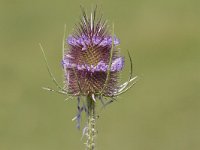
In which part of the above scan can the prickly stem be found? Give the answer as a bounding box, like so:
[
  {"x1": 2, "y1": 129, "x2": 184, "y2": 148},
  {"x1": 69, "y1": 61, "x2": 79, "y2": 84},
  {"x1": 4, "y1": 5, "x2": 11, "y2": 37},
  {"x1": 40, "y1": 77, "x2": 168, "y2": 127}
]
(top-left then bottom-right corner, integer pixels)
[{"x1": 86, "y1": 95, "x2": 96, "y2": 150}]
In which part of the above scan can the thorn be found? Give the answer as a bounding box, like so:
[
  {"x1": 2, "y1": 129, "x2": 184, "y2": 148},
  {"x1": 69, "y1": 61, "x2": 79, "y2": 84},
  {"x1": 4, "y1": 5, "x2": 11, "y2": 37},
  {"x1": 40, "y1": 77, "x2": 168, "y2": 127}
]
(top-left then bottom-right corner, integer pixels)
[
  {"x1": 92, "y1": 94, "x2": 96, "y2": 102},
  {"x1": 42, "y1": 87, "x2": 53, "y2": 91},
  {"x1": 72, "y1": 116, "x2": 77, "y2": 121},
  {"x1": 81, "y1": 126, "x2": 88, "y2": 140}
]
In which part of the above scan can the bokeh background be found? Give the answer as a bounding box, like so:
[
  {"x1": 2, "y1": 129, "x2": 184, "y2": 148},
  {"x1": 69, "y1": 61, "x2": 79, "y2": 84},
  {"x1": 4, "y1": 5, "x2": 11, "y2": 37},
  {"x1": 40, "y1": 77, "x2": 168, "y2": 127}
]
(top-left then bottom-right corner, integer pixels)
[{"x1": 0, "y1": 0, "x2": 200, "y2": 150}]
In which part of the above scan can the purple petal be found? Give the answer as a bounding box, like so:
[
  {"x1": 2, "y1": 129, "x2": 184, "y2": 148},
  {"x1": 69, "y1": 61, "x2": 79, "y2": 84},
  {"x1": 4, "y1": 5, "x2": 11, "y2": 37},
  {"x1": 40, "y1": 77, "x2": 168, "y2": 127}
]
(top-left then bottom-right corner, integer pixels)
[
  {"x1": 114, "y1": 36, "x2": 120, "y2": 45},
  {"x1": 111, "y1": 57, "x2": 124, "y2": 71},
  {"x1": 67, "y1": 36, "x2": 76, "y2": 45}
]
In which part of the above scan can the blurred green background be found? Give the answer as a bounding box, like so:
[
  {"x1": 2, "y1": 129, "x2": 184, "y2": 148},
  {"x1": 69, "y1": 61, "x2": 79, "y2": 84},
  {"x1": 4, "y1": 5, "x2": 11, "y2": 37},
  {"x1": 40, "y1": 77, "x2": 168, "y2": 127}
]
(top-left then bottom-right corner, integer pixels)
[{"x1": 0, "y1": 0, "x2": 200, "y2": 150}]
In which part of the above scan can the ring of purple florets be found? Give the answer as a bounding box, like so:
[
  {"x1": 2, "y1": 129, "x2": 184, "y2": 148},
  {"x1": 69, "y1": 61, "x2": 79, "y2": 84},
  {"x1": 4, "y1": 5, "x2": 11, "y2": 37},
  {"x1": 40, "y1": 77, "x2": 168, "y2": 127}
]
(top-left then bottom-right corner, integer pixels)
[
  {"x1": 67, "y1": 35, "x2": 120, "y2": 51},
  {"x1": 63, "y1": 35, "x2": 124, "y2": 72}
]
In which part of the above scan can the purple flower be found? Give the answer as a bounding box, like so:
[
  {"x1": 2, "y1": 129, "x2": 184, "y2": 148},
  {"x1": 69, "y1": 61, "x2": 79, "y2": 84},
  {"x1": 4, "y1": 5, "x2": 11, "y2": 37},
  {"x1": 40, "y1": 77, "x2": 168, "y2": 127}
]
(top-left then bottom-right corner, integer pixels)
[
  {"x1": 42, "y1": 7, "x2": 137, "y2": 144},
  {"x1": 62, "y1": 8, "x2": 125, "y2": 97}
]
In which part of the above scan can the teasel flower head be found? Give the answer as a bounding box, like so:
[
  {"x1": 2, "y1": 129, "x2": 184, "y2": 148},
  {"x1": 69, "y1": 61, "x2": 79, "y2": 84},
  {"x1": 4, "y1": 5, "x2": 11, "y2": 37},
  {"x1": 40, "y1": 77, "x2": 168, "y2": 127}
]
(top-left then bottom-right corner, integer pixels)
[
  {"x1": 62, "y1": 8, "x2": 125, "y2": 98},
  {"x1": 41, "y1": 6, "x2": 137, "y2": 150}
]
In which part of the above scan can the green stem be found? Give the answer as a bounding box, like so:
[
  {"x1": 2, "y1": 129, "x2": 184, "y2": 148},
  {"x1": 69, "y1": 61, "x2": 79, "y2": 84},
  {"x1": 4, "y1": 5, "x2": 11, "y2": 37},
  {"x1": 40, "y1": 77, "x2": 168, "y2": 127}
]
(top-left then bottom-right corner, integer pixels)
[{"x1": 86, "y1": 95, "x2": 96, "y2": 150}]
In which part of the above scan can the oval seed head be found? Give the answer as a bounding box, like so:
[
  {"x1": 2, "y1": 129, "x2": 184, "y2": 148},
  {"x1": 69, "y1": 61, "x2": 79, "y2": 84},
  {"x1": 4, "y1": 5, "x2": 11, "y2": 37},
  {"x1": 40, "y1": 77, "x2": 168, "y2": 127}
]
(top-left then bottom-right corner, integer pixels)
[{"x1": 62, "y1": 8, "x2": 124, "y2": 97}]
